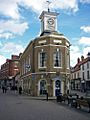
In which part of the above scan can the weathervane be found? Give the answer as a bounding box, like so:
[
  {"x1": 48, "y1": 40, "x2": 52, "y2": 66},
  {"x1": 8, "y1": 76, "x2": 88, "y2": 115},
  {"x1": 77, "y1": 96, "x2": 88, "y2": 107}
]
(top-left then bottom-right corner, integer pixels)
[{"x1": 46, "y1": 0, "x2": 51, "y2": 12}]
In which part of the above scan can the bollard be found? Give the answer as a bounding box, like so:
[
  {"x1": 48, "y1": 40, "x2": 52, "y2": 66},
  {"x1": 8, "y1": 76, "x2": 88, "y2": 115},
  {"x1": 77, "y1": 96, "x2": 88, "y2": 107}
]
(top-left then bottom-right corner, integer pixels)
[{"x1": 46, "y1": 92, "x2": 48, "y2": 101}]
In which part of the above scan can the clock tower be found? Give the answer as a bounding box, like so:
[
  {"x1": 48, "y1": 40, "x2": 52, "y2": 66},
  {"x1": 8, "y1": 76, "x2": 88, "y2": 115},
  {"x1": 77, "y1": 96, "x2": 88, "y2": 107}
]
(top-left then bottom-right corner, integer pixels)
[{"x1": 39, "y1": 11, "x2": 59, "y2": 35}]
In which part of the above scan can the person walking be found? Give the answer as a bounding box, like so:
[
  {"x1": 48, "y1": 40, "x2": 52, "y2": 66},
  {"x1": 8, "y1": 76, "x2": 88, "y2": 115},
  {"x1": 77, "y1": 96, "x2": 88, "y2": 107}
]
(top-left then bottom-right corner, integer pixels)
[
  {"x1": 2, "y1": 85, "x2": 5, "y2": 93},
  {"x1": 4, "y1": 85, "x2": 7, "y2": 93},
  {"x1": 19, "y1": 86, "x2": 22, "y2": 95},
  {"x1": 14, "y1": 86, "x2": 17, "y2": 94}
]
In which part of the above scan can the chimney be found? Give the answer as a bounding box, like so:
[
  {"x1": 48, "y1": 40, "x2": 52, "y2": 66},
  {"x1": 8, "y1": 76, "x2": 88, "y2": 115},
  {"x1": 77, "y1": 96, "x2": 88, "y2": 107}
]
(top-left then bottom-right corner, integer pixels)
[
  {"x1": 6, "y1": 59, "x2": 10, "y2": 62},
  {"x1": 81, "y1": 55, "x2": 84, "y2": 61},
  {"x1": 77, "y1": 58, "x2": 80, "y2": 63},
  {"x1": 11, "y1": 55, "x2": 19, "y2": 60},
  {"x1": 87, "y1": 52, "x2": 90, "y2": 57}
]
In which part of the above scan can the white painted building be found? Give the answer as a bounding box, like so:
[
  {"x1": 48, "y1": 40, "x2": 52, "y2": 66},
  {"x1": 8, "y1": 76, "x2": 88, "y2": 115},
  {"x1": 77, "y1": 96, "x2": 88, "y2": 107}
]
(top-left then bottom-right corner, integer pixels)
[{"x1": 71, "y1": 53, "x2": 90, "y2": 91}]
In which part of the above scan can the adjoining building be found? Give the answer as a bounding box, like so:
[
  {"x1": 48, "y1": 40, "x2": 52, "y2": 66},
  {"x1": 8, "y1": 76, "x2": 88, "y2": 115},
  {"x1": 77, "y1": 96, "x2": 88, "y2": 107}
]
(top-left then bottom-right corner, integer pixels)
[
  {"x1": 0, "y1": 55, "x2": 20, "y2": 88},
  {"x1": 71, "y1": 53, "x2": 90, "y2": 92},
  {"x1": 20, "y1": 10, "x2": 71, "y2": 97}
]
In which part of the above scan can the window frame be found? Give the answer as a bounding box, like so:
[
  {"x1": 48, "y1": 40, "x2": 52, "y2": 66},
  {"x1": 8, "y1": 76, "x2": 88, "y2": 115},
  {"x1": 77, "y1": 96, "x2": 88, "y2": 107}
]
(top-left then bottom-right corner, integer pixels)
[
  {"x1": 53, "y1": 49, "x2": 62, "y2": 68},
  {"x1": 38, "y1": 52, "x2": 47, "y2": 68}
]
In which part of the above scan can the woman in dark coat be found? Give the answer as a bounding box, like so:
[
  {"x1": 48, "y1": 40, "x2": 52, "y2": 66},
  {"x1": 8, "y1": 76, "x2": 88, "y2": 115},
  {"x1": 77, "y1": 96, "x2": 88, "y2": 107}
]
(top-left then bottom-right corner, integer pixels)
[{"x1": 19, "y1": 86, "x2": 22, "y2": 94}]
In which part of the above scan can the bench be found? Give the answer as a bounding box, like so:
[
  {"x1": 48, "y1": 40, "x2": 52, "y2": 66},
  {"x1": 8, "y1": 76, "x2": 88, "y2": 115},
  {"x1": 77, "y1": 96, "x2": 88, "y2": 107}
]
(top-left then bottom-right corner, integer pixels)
[
  {"x1": 62, "y1": 94, "x2": 68, "y2": 102},
  {"x1": 68, "y1": 94, "x2": 79, "y2": 106},
  {"x1": 56, "y1": 94, "x2": 79, "y2": 106},
  {"x1": 56, "y1": 94, "x2": 68, "y2": 102},
  {"x1": 57, "y1": 94, "x2": 78, "y2": 103},
  {"x1": 76, "y1": 99, "x2": 90, "y2": 113}
]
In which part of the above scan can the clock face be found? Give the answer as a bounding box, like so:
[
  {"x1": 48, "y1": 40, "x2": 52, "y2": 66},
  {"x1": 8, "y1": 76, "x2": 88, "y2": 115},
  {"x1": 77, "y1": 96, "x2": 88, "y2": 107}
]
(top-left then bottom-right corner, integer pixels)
[{"x1": 47, "y1": 18, "x2": 54, "y2": 25}]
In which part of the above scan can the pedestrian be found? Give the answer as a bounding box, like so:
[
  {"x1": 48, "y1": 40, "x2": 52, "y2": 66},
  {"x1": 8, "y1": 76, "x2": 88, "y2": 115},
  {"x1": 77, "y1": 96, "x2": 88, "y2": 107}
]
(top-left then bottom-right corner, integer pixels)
[
  {"x1": 15, "y1": 86, "x2": 17, "y2": 94},
  {"x1": 19, "y1": 86, "x2": 22, "y2": 95},
  {"x1": 67, "y1": 89, "x2": 69, "y2": 94},
  {"x1": 2, "y1": 85, "x2": 5, "y2": 93},
  {"x1": 4, "y1": 85, "x2": 7, "y2": 93}
]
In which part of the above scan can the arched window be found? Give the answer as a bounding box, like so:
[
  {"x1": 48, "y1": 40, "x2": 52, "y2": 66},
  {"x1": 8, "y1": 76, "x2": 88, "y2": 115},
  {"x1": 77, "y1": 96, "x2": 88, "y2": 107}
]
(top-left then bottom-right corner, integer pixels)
[{"x1": 53, "y1": 49, "x2": 62, "y2": 67}]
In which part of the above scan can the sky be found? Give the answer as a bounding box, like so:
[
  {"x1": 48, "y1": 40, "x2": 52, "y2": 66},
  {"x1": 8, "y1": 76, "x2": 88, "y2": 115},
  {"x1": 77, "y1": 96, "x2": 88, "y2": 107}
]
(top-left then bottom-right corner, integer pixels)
[{"x1": 0, "y1": 0, "x2": 90, "y2": 68}]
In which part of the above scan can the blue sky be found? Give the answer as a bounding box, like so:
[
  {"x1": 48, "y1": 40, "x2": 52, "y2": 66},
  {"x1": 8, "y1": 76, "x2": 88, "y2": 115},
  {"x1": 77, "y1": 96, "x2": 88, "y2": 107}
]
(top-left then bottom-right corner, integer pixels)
[{"x1": 0, "y1": 0, "x2": 90, "y2": 67}]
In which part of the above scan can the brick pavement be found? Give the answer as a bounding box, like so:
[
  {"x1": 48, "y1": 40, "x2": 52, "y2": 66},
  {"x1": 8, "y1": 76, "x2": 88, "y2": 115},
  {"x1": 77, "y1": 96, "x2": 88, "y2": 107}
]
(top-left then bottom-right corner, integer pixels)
[{"x1": 0, "y1": 89, "x2": 90, "y2": 120}]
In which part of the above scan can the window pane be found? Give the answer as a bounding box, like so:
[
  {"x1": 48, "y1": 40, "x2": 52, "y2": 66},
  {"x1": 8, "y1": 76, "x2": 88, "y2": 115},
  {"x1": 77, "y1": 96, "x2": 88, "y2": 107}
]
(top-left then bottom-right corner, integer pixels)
[
  {"x1": 82, "y1": 65, "x2": 84, "y2": 70},
  {"x1": 83, "y1": 72, "x2": 84, "y2": 80},
  {"x1": 40, "y1": 52, "x2": 46, "y2": 67},
  {"x1": 87, "y1": 62, "x2": 89, "y2": 69},
  {"x1": 53, "y1": 50, "x2": 61, "y2": 67},
  {"x1": 87, "y1": 71, "x2": 89, "y2": 79}
]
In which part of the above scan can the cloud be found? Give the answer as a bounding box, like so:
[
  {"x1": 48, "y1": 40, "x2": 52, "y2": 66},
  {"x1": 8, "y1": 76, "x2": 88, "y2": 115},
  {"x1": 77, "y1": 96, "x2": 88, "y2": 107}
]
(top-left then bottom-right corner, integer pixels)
[
  {"x1": 80, "y1": 0, "x2": 90, "y2": 4},
  {"x1": 0, "y1": 41, "x2": 2, "y2": 46},
  {"x1": 0, "y1": 42, "x2": 24, "y2": 55},
  {"x1": 0, "y1": 0, "x2": 79, "y2": 20},
  {"x1": 80, "y1": 26, "x2": 90, "y2": 33},
  {"x1": 70, "y1": 36, "x2": 90, "y2": 67},
  {"x1": 23, "y1": 0, "x2": 46, "y2": 13},
  {"x1": 0, "y1": 1, "x2": 29, "y2": 39},
  {"x1": 0, "y1": 0, "x2": 79, "y2": 39},
  {"x1": 83, "y1": 47, "x2": 90, "y2": 57},
  {"x1": 0, "y1": 55, "x2": 6, "y2": 68},
  {"x1": 0, "y1": 41, "x2": 25, "y2": 67},
  {"x1": 0, "y1": 0, "x2": 21, "y2": 20},
  {"x1": 23, "y1": 0, "x2": 79, "y2": 13},
  {"x1": 51, "y1": 0, "x2": 78, "y2": 13},
  {"x1": 70, "y1": 45, "x2": 82, "y2": 66},
  {"x1": 0, "y1": 33, "x2": 14, "y2": 39},
  {"x1": 0, "y1": 20, "x2": 29, "y2": 39},
  {"x1": 70, "y1": 45, "x2": 90, "y2": 67},
  {"x1": 79, "y1": 37, "x2": 90, "y2": 45}
]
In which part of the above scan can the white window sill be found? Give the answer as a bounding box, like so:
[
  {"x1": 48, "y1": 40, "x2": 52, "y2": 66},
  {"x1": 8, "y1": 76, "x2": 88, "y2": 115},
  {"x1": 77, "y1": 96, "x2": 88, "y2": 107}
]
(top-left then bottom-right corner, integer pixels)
[{"x1": 53, "y1": 67, "x2": 62, "y2": 68}]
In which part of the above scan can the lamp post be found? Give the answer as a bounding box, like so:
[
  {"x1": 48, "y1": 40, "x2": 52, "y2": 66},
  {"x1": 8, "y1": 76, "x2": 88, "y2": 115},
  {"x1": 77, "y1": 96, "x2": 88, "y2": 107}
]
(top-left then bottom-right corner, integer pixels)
[
  {"x1": 26, "y1": 65, "x2": 31, "y2": 72},
  {"x1": 84, "y1": 79, "x2": 86, "y2": 92},
  {"x1": 63, "y1": 74, "x2": 70, "y2": 94},
  {"x1": 65, "y1": 74, "x2": 67, "y2": 94}
]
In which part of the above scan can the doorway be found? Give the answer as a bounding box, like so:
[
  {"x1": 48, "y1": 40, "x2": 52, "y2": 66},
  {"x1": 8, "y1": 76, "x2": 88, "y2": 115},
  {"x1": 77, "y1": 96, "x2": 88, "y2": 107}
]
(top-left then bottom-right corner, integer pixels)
[
  {"x1": 40, "y1": 80, "x2": 47, "y2": 95},
  {"x1": 55, "y1": 80, "x2": 61, "y2": 96}
]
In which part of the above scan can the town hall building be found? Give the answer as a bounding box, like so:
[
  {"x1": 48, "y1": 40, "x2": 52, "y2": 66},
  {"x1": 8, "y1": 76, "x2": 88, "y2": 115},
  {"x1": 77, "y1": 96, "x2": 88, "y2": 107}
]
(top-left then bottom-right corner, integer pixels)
[{"x1": 20, "y1": 9, "x2": 71, "y2": 97}]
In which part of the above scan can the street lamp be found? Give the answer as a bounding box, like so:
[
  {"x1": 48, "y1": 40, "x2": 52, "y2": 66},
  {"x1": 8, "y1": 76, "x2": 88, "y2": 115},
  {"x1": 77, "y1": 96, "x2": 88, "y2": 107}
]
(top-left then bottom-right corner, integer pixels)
[{"x1": 26, "y1": 65, "x2": 31, "y2": 72}]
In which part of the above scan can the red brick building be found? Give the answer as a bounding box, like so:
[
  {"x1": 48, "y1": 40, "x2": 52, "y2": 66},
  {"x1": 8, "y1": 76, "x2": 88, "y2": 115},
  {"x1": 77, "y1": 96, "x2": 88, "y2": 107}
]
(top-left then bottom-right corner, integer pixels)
[{"x1": 0, "y1": 55, "x2": 20, "y2": 87}]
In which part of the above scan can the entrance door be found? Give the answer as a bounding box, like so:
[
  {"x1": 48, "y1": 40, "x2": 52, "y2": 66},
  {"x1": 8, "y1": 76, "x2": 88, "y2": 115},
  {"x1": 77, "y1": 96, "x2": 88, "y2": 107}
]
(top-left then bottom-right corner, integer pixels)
[
  {"x1": 55, "y1": 80, "x2": 61, "y2": 96},
  {"x1": 81, "y1": 83, "x2": 85, "y2": 92},
  {"x1": 40, "y1": 80, "x2": 47, "y2": 95}
]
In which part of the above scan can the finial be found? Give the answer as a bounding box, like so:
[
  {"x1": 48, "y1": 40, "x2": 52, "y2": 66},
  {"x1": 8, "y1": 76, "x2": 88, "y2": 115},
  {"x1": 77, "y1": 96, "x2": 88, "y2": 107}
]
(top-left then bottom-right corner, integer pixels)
[{"x1": 46, "y1": 1, "x2": 51, "y2": 12}]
